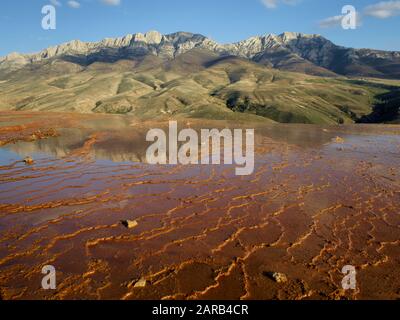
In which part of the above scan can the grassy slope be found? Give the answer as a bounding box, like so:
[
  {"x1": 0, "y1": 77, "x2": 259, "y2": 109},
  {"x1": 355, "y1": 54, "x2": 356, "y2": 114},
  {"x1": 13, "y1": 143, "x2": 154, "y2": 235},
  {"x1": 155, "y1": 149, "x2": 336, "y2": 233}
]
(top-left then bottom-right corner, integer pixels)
[{"x1": 0, "y1": 49, "x2": 399, "y2": 124}]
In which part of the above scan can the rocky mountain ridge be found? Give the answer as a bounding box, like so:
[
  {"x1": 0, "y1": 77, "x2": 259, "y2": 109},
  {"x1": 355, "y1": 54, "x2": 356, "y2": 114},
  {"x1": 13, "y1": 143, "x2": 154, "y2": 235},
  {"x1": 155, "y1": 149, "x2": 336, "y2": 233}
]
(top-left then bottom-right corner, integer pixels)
[{"x1": 1, "y1": 30, "x2": 399, "y2": 78}]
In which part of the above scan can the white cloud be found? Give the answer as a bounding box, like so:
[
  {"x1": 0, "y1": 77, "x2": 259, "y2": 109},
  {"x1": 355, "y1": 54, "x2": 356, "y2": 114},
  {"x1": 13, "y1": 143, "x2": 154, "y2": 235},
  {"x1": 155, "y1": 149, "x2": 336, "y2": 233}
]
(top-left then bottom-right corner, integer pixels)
[
  {"x1": 319, "y1": 7, "x2": 362, "y2": 29},
  {"x1": 262, "y1": 0, "x2": 277, "y2": 8},
  {"x1": 364, "y1": 1, "x2": 400, "y2": 18},
  {"x1": 50, "y1": 0, "x2": 62, "y2": 6},
  {"x1": 67, "y1": 1, "x2": 81, "y2": 9},
  {"x1": 261, "y1": 0, "x2": 300, "y2": 9},
  {"x1": 319, "y1": 15, "x2": 344, "y2": 28},
  {"x1": 101, "y1": 0, "x2": 121, "y2": 5},
  {"x1": 319, "y1": 14, "x2": 362, "y2": 28},
  {"x1": 319, "y1": 1, "x2": 399, "y2": 29}
]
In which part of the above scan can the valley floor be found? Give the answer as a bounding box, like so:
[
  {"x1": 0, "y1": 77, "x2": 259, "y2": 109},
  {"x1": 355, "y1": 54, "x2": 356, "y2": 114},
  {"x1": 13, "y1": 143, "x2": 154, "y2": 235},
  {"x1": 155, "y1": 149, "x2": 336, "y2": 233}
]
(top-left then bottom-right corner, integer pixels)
[{"x1": 0, "y1": 112, "x2": 399, "y2": 300}]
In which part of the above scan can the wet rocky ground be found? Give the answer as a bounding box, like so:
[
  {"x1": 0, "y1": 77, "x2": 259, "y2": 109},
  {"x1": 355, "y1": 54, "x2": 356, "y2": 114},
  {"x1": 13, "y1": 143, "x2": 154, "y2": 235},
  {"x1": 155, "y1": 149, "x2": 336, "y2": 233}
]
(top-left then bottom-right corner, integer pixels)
[{"x1": 0, "y1": 112, "x2": 399, "y2": 300}]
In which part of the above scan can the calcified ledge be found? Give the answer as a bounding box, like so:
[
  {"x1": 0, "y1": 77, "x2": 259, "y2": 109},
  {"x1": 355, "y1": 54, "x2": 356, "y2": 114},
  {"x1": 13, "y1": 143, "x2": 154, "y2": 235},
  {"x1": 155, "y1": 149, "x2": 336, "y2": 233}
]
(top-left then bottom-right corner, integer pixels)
[{"x1": 0, "y1": 112, "x2": 399, "y2": 300}]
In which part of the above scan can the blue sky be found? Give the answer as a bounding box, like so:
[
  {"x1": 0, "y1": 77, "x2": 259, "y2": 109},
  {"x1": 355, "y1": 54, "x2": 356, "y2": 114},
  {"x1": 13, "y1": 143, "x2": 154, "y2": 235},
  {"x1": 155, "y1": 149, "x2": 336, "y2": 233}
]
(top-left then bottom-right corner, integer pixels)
[{"x1": 1, "y1": 0, "x2": 399, "y2": 56}]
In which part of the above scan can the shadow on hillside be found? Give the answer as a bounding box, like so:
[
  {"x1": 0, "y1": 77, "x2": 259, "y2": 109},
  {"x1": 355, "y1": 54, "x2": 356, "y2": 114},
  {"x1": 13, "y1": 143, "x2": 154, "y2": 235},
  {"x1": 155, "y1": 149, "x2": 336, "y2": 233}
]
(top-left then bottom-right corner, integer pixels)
[
  {"x1": 60, "y1": 47, "x2": 151, "y2": 66},
  {"x1": 345, "y1": 80, "x2": 400, "y2": 124}
]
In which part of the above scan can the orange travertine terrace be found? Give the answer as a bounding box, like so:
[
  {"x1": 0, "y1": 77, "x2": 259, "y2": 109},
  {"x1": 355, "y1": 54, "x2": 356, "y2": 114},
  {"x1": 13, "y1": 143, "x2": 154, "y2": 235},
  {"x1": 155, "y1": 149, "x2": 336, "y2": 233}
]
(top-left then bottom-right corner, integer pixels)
[{"x1": 0, "y1": 112, "x2": 399, "y2": 300}]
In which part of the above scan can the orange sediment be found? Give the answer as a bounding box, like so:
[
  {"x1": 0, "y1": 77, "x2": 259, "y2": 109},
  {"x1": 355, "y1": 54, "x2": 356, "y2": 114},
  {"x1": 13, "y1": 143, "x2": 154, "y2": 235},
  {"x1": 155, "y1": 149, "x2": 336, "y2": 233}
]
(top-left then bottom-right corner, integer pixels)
[{"x1": 0, "y1": 112, "x2": 399, "y2": 300}]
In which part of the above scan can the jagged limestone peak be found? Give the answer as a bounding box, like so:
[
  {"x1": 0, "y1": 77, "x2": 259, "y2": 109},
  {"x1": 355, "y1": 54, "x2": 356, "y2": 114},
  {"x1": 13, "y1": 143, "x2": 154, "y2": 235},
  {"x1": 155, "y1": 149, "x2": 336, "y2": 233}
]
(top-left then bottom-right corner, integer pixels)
[{"x1": 133, "y1": 30, "x2": 163, "y2": 45}]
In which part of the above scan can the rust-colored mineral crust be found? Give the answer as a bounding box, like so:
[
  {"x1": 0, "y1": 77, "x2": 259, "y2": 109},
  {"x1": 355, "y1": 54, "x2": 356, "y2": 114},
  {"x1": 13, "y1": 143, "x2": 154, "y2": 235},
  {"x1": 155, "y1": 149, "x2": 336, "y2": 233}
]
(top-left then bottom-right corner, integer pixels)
[{"x1": 0, "y1": 112, "x2": 399, "y2": 300}]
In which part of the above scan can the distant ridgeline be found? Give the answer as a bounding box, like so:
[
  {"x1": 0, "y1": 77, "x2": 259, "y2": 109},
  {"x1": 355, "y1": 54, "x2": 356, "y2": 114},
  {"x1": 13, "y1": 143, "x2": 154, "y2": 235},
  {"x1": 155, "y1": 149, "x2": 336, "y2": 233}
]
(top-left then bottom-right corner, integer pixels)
[{"x1": 0, "y1": 31, "x2": 399, "y2": 124}]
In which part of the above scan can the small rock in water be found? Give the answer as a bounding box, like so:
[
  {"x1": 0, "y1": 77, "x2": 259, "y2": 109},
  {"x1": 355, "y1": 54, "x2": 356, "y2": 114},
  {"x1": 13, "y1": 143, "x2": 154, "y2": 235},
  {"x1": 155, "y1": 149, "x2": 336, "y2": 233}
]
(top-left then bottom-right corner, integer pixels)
[
  {"x1": 23, "y1": 157, "x2": 34, "y2": 165},
  {"x1": 121, "y1": 220, "x2": 138, "y2": 229},
  {"x1": 272, "y1": 272, "x2": 288, "y2": 283},
  {"x1": 133, "y1": 278, "x2": 147, "y2": 288},
  {"x1": 264, "y1": 271, "x2": 288, "y2": 284},
  {"x1": 334, "y1": 136, "x2": 345, "y2": 143}
]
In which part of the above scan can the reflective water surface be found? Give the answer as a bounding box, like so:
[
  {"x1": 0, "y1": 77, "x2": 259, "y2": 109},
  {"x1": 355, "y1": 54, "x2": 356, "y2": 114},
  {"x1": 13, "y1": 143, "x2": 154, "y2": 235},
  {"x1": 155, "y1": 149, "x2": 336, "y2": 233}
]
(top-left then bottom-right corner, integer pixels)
[{"x1": 0, "y1": 112, "x2": 399, "y2": 300}]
